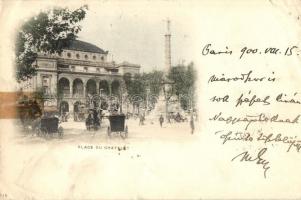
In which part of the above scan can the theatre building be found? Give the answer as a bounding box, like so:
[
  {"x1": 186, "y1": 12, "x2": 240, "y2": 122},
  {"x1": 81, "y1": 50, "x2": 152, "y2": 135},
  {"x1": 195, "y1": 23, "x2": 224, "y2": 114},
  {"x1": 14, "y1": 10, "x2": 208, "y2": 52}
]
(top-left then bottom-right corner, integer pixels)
[{"x1": 19, "y1": 40, "x2": 140, "y2": 115}]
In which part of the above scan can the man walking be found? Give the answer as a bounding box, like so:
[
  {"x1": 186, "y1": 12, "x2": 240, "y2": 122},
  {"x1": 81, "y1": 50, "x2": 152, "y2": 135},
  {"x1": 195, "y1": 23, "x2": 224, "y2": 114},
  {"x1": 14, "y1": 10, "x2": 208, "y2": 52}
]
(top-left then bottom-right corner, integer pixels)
[
  {"x1": 139, "y1": 114, "x2": 144, "y2": 126},
  {"x1": 190, "y1": 115, "x2": 194, "y2": 134},
  {"x1": 159, "y1": 114, "x2": 164, "y2": 127}
]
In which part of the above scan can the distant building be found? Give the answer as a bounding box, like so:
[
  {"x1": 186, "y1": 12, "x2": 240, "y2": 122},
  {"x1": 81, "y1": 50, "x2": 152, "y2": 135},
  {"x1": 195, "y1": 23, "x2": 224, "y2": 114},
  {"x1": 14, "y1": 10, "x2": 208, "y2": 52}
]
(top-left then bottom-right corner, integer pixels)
[{"x1": 19, "y1": 40, "x2": 140, "y2": 114}]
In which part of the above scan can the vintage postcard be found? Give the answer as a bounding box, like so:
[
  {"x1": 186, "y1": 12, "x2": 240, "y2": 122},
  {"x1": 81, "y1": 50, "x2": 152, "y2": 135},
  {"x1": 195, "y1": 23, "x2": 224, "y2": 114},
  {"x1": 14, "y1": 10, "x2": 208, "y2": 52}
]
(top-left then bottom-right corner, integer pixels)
[{"x1": 1, "y1": 0, "x2": 301, "y2": 199}]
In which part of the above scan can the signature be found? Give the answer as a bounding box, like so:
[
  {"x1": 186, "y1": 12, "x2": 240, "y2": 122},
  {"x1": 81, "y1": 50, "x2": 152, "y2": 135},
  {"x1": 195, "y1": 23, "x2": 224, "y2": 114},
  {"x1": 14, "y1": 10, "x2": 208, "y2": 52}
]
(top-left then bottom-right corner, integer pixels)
[{"x1": 231, "y1": 148, "x2": 270, "y2": 178}]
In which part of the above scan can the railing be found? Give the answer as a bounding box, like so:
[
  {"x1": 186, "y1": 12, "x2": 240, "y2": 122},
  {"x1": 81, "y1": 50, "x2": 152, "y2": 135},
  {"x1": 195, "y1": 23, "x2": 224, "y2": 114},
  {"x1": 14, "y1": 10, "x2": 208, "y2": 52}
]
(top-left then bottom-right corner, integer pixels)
[
  {"x1": 58, "y1": 93, "x2": 86, "y2": 99},
  {"x1": 72, "y1": 94, "x2": 85, "y2": 98},
  {"x1": 57, "y1": 58, "x2": 114, "y2": 68},
  {"x1": 58, "y1": 68, "x2": 121, "y2": 76},
  {"x1": 61, "y1": 93, "x2": 71, "y2": 98},
  {"x1": 58, "y1": 67, "x2": 70, "y2": 72}
]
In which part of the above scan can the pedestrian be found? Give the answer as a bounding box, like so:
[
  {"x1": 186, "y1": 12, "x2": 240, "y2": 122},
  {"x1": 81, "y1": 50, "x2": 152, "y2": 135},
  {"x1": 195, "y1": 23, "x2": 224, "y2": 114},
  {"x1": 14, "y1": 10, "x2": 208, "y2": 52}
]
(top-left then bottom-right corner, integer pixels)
[
  {"x1": 142, "y1": 114, "x2": 145, "y2": 125},
  {"x1": 139, "y1": 114, "x2": 143, "y2": 126},
  {"x1": 159, "y1": 114, "x2": 164, "y2": 127},
  {"x1": 190, "y1": 115, "x2": 194, "y2": 134}
]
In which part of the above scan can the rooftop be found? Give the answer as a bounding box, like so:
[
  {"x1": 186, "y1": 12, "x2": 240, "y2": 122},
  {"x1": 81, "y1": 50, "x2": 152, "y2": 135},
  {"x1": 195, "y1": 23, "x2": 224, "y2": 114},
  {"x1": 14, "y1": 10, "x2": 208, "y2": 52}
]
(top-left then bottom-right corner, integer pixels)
[
  {"x1": 118, "y1": 61, "x2": 141, "y2": 68},
  {"x1": 64, "y1": 40, "x2": 108, "y2": 54}
]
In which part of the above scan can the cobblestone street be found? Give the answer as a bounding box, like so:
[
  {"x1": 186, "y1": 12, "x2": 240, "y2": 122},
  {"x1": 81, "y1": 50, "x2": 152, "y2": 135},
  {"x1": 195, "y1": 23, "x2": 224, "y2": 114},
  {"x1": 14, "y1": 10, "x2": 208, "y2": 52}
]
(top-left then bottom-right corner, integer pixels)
[{"x1": 0, "y1": 118, "x2": 201, "y2": 199}]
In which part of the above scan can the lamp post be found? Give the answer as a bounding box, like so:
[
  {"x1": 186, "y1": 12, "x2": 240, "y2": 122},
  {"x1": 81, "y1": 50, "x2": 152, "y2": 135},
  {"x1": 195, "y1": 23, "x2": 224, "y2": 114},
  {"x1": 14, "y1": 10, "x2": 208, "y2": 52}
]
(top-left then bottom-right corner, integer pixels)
[
  {"x1": 146, "y1": 87, "x2": 150, "y2": 112},
  {"x1": 120, "y1": 85, "x2": 123, "y2": 113},
  {"x1": 99, "y1": 88, "x2": 103, "y2": 109}
]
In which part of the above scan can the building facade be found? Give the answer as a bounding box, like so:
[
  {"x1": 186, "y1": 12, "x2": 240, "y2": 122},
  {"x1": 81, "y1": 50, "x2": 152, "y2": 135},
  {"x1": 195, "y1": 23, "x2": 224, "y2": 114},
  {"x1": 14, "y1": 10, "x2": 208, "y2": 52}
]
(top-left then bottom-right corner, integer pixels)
[{"x1": 19, "y1": 40, "x2": 140, "y2": 114}]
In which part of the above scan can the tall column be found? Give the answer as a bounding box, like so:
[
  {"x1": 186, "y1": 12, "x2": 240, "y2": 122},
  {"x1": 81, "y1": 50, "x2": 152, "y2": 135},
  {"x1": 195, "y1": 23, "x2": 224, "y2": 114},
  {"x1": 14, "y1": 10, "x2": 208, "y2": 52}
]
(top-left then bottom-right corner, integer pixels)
[
  {"x1": 120, "y1": 80, "x2": 126, "y2": 113},
  {"x1": 83, "y1": 82, "x2": 86, "y2": 98},
  {"x1": 165, "y1": 19, "x2": 171, "y2": 72},
  {"x1": 69, "y1": 100, "x2": 74, "y2": 113},
  {"x1": 108, "y1": 81, "x2": 112, "y2": 96},
  {"x1": 70, "y1": 80, "x2": 73, "y2": 98},
  {"x1": 96, "y1": 81, "x2": 100, "y2": 95}
]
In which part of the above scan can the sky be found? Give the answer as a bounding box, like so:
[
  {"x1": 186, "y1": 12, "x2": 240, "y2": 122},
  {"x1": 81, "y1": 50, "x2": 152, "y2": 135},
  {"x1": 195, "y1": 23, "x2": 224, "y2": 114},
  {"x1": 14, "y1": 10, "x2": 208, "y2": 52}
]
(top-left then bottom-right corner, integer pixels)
[
  {"x1": 2, "y1": 0, "x2": 299, "y2": 91},
  {"x1": 75, "y1": 1, "x2": 197, "y2": 72}
]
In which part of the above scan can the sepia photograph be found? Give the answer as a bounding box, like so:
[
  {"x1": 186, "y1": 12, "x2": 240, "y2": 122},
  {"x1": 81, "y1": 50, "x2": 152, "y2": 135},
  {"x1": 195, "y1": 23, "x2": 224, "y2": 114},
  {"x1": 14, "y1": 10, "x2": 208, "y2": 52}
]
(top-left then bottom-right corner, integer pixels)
[
  {"x1": 15, "y1": 5, "x2": 198, "y2": 141},
  {"x1": 1, "y1": 0, "x2": 301, "y2": 199}
]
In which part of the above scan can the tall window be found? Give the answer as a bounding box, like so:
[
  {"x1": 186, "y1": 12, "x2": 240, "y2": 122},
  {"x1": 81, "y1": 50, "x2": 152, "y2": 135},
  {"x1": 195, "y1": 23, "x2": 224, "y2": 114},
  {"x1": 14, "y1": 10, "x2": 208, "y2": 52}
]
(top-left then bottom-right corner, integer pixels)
[{"x1": 42, "y1": 76, "x2": 50, "y2": 95}]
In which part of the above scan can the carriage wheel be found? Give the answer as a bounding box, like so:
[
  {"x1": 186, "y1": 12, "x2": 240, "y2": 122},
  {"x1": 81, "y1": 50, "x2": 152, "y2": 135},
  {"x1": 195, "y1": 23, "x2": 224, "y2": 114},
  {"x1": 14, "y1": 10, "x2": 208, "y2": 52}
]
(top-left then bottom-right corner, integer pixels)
[
  {"x1": 121, "y1": 126, "x2": 128, "y2": 139},
  {"x1": 58, "y1": 126, "x2": 64, "y2": 139},
  {"x1": 107, "y1": 126, "x2": 111, "y2": 137},
  {"x1": 41, "y1": 128, "x2": 48, "y2": 139},
  {"x1": 35, "y1": 128, "x2": 41, "y2": 137}
]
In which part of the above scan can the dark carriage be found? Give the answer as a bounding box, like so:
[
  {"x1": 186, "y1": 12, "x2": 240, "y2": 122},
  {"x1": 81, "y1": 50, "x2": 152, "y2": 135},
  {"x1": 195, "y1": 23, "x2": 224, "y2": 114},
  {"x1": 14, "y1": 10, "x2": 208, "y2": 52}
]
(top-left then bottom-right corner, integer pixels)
[
  {"x1": 174, "y1": 112, "x2": 187, "y2": 122},
  {"x1": 107, "y1": 114, "x2": 128, "y2": 139},
  {"x1": 35, "y1": 116, "x2": 63, "y2": 138},
  {"x1": 85, "y1": 109, "x2": 101, "y2": 131},
  {"x1": 17, "y1": 100, "x2": 42, "y2": 131}
]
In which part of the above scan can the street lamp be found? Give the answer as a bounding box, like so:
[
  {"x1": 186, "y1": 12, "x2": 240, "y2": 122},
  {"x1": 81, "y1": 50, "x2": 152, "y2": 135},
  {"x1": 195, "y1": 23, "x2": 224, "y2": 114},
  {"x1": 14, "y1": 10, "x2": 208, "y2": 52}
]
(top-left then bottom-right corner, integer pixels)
[
  {"x1": 146, "y1": 87, "x2": 150, "y2": 112},
  {"x1": 120, "y1": 85, "x2": 123, "y2": 113},
  {"x1": 99, "y1": 88, "x2": 103, "y2": 109}
]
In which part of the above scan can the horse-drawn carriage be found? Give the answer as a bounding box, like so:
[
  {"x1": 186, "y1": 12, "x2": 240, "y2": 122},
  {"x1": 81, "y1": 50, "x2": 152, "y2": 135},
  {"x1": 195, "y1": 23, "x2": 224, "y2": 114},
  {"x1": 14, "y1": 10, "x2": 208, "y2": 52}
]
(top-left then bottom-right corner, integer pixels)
[
  {"x1": 169, "y1": 112, "x2": 188, "y2": 123},
  {"x1": 85, "y1": 108, "x2": 101, "y2": 131},
  {"x1": 34, "y1": 116, "x2": 63, "y2": 138},
  {"x1": 17, "y1": 99, "x2": 64, "y2": 138},
  {"x1": 17, "y1": 99, "x2": 42, "y2": 131},
  {"x1": 107, "y1": 114, "x2": 128, "y2": 139}
]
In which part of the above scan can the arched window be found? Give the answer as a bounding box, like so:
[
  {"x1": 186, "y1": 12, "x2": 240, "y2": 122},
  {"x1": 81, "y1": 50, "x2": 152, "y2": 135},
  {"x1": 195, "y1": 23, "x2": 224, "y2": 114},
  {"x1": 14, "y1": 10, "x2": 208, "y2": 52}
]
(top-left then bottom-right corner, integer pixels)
[
  {"x1": 99, "y1": 80, "x2": 109, "y2": 95},
  {"x1": 101, "y1": 56, "x2": 104, "y2": 61},
  {"x1": 111, "y1": 80, "x2": 120, "y2": 96},
  {"x1": 76, "y1": 54, "x2": 80, "y2": 59},
  {"x1": 58, "y1": 78, "x2": 70, "y2": 97},
  {"x1": 73, "y1": 79, "x2": 84, "y2": 97},
  {"x1": 93, "y1": 55, "x2": 96, "y2": 60},
  {"x1": 60, "y1": 101, "x2": 69, "y2": 113},
  {"x1": 67, "y1": 52, "x2": 71, "y2": 58},
  {"x1": 85, "y1": 55, "x2": 89, "y2": 60},
  {"x1": 86, "y1": 79, "x2": 96, "y2": 95}
]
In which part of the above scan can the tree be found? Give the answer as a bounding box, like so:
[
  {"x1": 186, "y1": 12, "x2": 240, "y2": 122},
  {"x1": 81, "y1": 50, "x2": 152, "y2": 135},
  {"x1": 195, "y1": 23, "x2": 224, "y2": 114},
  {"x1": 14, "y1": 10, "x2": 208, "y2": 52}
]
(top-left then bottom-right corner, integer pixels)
[
  {"x1": 15, "y1": 5, "x2": 88, "y2": 82},
  {"x1": 129, "y1": 73, "x2": 147, "y2": 101},
  {"x1": 123, "y1": 70, "x2": 164, "y2": 109},
  {"x1": 147, "y1": 70, "x2": 164, "y2": 96},
  {"x1": 168, "y1": 62, "x2": 196, "y2": 110},
  {"x1": 123, "y1": 73, "x2": 132, "y2": 93},
  {"x1": 122, "y1": 63, "x2": 197, "y2": 114}
]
